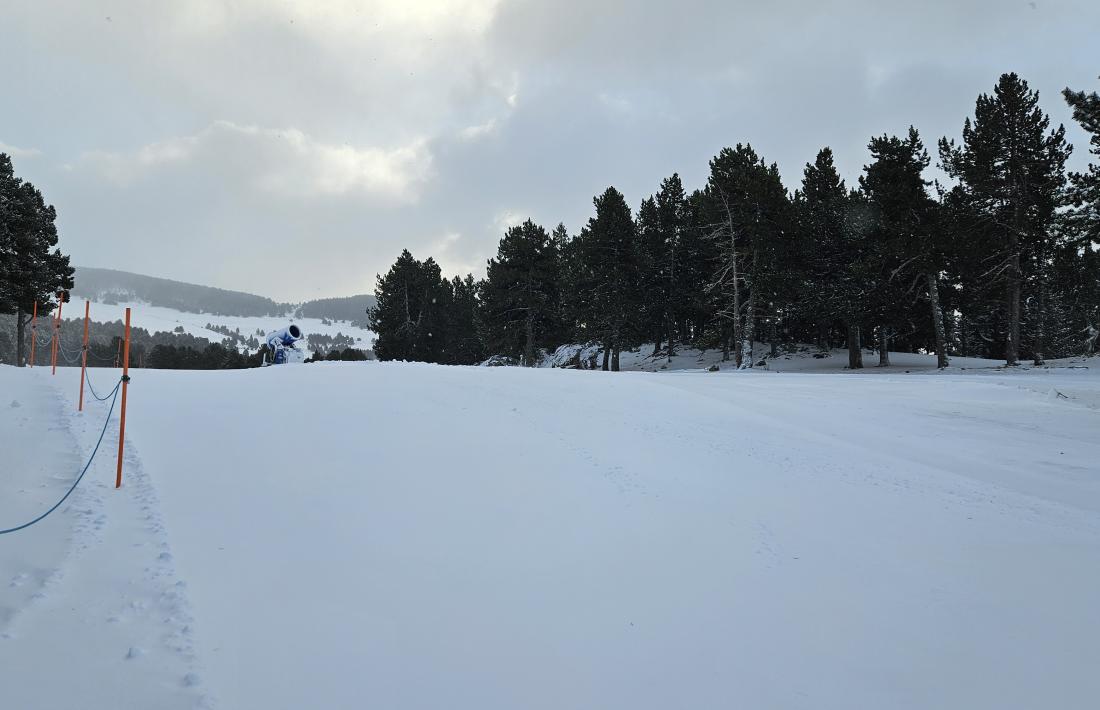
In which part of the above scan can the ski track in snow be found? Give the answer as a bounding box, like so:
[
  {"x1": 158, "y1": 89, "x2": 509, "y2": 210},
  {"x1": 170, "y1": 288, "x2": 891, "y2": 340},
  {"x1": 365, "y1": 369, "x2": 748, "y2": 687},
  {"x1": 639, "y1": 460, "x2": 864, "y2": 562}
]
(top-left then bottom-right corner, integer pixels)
[
  {"x1": 0, "y1": 368, "x2": 208, "y2": 710},
  {"x1": 645, "y1": 373, "x2": 1100, "y2": 534}
]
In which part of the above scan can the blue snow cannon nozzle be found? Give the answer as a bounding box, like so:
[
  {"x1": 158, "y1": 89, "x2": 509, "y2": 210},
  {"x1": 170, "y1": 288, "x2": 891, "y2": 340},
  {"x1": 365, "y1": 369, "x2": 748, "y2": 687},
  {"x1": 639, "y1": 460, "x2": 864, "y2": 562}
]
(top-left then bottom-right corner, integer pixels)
[{"x1": 271, "y1": 324, "x2": 301, "y2": 347}]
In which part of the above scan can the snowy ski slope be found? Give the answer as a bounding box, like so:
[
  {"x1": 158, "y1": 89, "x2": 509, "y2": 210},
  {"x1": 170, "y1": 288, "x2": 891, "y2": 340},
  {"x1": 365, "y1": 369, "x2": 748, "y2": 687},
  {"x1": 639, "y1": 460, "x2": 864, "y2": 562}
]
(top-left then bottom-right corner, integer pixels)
[{"x1": 1, "y1": 361, "x2": 1098, "y2": 709}]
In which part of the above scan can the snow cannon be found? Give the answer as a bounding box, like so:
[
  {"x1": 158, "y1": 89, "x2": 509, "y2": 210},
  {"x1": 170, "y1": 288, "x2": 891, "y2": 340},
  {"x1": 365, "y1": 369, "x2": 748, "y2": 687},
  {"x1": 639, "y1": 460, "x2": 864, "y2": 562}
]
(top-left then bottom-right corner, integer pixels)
[{"x1": 264, "y1": 324, "x2": 306, "y2": 365}]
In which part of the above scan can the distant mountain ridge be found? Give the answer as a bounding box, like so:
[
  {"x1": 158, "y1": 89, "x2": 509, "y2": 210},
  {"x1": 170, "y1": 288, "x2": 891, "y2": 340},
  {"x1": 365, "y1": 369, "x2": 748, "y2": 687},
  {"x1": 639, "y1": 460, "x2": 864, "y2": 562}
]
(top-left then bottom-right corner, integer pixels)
[
  {"x1": 72, "y1": 267, "x2": 376, "y2": 324},
  {"x1": 294, "y1": 295, "x2": 376, "y2": 327}
]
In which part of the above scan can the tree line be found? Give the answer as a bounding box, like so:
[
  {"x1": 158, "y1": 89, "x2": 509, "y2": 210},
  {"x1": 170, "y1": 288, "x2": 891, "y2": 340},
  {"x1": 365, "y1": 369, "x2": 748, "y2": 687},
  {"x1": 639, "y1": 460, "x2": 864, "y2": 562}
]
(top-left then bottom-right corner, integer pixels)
[
  {"x1": 0, "y1": 313, "x2": 261, "y2": 369},
  {"x1": 370, "y1": 73, "x2": 1100, "y2": 369}
]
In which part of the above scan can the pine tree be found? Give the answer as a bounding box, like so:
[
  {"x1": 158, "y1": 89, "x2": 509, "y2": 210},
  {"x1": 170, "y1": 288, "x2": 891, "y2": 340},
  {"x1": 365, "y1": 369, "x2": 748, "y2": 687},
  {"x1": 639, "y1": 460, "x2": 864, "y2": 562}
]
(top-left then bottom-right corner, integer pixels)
[
  {"x1": 635, "y1": 175, "x2": 690, "y2": 361},
  {"x1": 0, "y1": 154, "x2": 74, "y2": 366},
  {"x1": 584, "y1": 187, "x2": 643, "y2": 371},
  {"x1": 1063, "y1": 77, "x2": 1100, "y2": 248},
  {"x1": 558, "y1": 224, "x2": 595, "y2": 347},
  {"x1": 636, "y1": 196, "x2": 664, "y2": 355},
  {"x1": 677, "y1": 189, "x2": 718, "y2": 348},
  {"x1": 861, "y1": 129, "x2": 949, "y2": 368},
  {"x1": 440, "y1": 274, "x2": 484, "y2": 365},
  {"x1": 368, "y1": 250, "x2": 448, "y2": 362},
  {"x1": 480, "y1": 220, "x2": 560, "y2": 365},
  {"x1": 797, "y1": 147, "x2": 868, "y2": 368},
  {"x1": 655, "y1": 174, "x2": 687, "y2": 359},
  {"x1": 939, "y1": 73, "x2": 1071, "y2": 365},
  {"x1": 705, "y1": 144, "x2": 791, "y2": 367},
  {"x1": 547, "y1": 223, "x2": 572, "y2": 347},
  {"x1": 1061, "y1": 78, "x2": 1100, "y2": 353}
]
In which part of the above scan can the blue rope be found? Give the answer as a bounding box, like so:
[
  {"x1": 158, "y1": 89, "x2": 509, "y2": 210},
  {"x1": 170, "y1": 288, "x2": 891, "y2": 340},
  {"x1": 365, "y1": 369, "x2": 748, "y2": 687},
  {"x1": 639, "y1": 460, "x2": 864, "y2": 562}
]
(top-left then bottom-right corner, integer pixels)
[
  {"x1": 0, "y1": 378, "x2": 122, "y2": 536},
  {"x1": 84, "y1": 367, "x2": 116, "y2": 402}
]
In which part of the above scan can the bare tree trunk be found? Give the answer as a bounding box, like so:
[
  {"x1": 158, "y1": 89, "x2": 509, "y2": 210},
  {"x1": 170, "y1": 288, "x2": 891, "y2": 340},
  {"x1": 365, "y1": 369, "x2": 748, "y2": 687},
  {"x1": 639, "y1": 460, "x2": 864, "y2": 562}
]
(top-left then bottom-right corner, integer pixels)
[
  {"x1": 664, "y1": 248, "x2": 673, "y2": 361},
  {"x1": 16, "y1": 310, "x2": 26, "y2": 367},
  {"x1": 721, "y1": 323, "x2": 730, "y2": 362},
  {"x1": 847, "y1": 323, "x2": 863, "y2": 369},
  {"x1": 652, "y1": 327, "x2": 662, "y2": 357},
  {"x1": 1033, "y1": 276, "x2": 1046, "y2": 366},
  {"x1": 927, "y1": 272, "x2": 949, "y2": 368},
  {"x1": 601, "y1": 345, "x2": 610, "y2": 371},
  {"x1": 1006, "y1": 196, "x2": 1022, "y2": 366},
  {"x1": 878, "y1": 327, "x2": 890, "y2": 367},
  {"x1": 524, "y1": 311, "x2": 535, "y2": 367},
  {"x1": 611, "y1": 347, "x2": 620, "y2": 372},
  {"x1": 957, "y1": 312, "x2": 969, "y2": 357},
  {"x1": 667, "y1": 239, "x2": 676, "y2": 362},
  {"x1": 769, "y1": 318, "x2": 778, "y2": 358},
  {"x1": 1006, "y1": 254, "x2": 1021, "y2": 366},
  {"x1": 666, "y1": 312, "x2": 675, "y2": 362},
  {"x1": 740, "y1": 293, "x2": 755, "y2": 368},
  {"x1": 730, "y1": 219, "x2": 741, "y2": 368}
]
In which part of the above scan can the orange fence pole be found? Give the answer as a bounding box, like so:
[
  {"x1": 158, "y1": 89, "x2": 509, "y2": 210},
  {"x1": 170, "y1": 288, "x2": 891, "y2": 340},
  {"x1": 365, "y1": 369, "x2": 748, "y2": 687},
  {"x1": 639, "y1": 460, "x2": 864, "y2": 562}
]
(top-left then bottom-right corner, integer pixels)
[
  {"x1": 115, "y1": 307, "x2": 131, "y2": 489},
  {"x1": 29, "y1": 301, "x2": 38, "y2": 368},
  {"x1": 78, "y1": 301, "x2": 90, "y2": 412},
  {"x1": 50, "y1": 298, "x2": 63, "y2": 374}
]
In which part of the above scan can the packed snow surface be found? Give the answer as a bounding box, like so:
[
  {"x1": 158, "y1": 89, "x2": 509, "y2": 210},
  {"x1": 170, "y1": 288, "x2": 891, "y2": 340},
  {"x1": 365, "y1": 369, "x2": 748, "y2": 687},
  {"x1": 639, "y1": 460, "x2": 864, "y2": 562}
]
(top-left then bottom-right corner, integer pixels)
[{"x1": 1, "y1": 357, "x2": 1099, "y2": 709}]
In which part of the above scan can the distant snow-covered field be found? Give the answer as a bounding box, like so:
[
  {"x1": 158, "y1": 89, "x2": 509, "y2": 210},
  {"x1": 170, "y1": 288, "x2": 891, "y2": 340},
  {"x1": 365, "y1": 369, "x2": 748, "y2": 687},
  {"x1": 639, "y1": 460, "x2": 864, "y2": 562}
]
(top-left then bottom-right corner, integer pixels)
[
  {"x1": 1, "y1": 360, "x2": 1098, "y2": 709},
  {"x1": 69, "y1": 300, "x2": 375, "y2": 351}
]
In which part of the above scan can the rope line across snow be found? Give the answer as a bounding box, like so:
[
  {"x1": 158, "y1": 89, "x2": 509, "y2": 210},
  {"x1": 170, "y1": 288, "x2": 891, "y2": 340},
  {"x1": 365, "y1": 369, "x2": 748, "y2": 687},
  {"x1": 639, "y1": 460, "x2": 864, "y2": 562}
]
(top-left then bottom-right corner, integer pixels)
[
  {"x1": 83, "y1": 367, "x2": 118, "y2": 402},
  {"x1": 0, "y1": 377, "x2": 123, "y2": 536}
]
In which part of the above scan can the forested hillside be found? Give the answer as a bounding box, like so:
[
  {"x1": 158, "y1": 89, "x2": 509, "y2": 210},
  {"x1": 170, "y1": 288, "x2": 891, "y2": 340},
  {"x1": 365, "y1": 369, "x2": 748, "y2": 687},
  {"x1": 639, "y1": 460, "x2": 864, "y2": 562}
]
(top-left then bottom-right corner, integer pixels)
[
  {"x1": 71, "y1": 267, "x2": 288, "y2": 317},
  {"x1": 294, "y1": 294, "x2": 376, "y2": 327}
]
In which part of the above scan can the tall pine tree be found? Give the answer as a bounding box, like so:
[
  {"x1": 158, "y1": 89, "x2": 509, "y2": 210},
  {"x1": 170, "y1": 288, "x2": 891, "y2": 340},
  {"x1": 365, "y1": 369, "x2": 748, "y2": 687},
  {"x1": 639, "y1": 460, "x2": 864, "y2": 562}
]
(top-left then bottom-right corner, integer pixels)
[
  {"x1": 1063, "y1": 77, "x2": 1100, "y2": 247},
  {"x1": 369, "y1": 250, "x2": 449, "y2": 362},
  {"x1": 939, "y1": 73, "x2": 1070, "y2": 365},
  {"x1": 861, "y1": 129, "x2": 949, "y2": 368},
  {"x1": 705, "y1": 144, "x2": 791, "y2": 367},
  {"x1": 584, "y1": 187, "x2": 643, "y2": 371},
  {"x1": 480, "y1": 219, "x2": 561, "y2": 366},
  {"x1": 1061, "y1": 77, "x2": 1100, "y2": 353},
  {"x1": 797, "y1": 147, "x2": 868, "y2": 368}
]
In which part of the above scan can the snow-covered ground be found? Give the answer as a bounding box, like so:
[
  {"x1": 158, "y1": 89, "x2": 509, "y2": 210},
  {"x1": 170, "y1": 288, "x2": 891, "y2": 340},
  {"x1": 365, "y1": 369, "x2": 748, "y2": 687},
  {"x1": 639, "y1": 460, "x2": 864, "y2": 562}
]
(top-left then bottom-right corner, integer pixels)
[
  {"x1": 2, "y1": 360, "x2": 1099, "y2": 709},
  {"x1": 69, "y1": 300, "x2": 374, "y2": 351},
  {"x1": 543, "y1": 340, "x2": 1096, "y2": 375}
]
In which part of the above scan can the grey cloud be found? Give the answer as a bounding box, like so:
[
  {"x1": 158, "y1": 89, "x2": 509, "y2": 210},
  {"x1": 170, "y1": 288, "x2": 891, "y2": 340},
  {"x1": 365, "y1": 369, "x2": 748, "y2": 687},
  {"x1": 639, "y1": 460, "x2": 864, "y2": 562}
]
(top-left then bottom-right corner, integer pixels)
[{"x1": 2, "y1": 0, "x2": 1097, "y2": 301}]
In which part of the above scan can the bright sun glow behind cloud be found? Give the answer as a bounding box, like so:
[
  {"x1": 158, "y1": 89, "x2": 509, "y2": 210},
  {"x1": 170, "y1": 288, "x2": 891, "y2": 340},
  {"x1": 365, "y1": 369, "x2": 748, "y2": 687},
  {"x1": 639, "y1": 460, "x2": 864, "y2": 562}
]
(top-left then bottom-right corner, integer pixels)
[{"x1": 72, "y1": 122, "x2": 433, "y2": 203}]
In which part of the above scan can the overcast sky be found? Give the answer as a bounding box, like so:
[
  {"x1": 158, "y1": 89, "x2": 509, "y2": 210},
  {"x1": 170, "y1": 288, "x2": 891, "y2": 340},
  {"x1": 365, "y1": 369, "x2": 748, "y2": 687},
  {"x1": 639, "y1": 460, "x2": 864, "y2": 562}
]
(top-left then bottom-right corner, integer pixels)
[{"x1": 2, "y1": 0, "x2": 1097, "y2": 301}]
